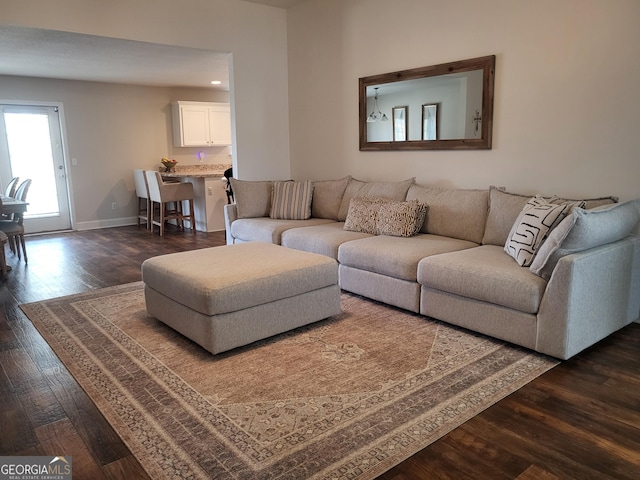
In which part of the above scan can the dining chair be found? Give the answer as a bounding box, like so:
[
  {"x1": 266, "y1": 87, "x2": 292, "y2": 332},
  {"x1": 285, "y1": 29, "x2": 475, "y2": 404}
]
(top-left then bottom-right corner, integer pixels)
[
  {"x1": 4, "y1": 177, "x2": 20, "y2": 198},
  {"x1": 144, "y1": 171, "x2": 196, "y2": 237},
  {"x1": 0, "y1": 229, "x2": 8, "y2": 277},
  {"x1": 133, "y1": 169, "x2": 151, "y2": 229},
  {"x1": 2, "y1": 177, "x2": 20, "y2": 220},
  {"x1": 0, "y1": 178, "x2": 31, "y2": 263}
]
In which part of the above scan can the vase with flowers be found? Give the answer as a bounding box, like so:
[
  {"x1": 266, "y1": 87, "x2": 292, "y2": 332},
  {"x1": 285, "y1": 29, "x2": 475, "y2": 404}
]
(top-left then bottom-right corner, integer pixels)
[{"x1": 161, "y1": 157, "x2": 178, "y2": 173}]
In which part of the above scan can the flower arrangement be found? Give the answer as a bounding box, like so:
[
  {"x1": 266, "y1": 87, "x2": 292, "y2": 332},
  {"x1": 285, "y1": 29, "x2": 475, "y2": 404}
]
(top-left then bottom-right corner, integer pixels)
[{"x1": 161, "y1": 157, "x2": 178, "y2": 173}]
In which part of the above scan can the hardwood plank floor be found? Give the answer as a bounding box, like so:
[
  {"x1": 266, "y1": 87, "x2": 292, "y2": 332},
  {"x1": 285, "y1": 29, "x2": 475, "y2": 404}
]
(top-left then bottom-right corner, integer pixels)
[{"x1": 1, "y1": 225, "x2": 638, "y2": 479}]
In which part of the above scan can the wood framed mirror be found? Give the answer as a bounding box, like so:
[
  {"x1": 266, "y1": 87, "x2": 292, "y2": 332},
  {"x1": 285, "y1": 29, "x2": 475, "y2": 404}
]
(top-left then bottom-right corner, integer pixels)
[{"x1": 359, "y1": 55, "x2": 495, "y2": 151}]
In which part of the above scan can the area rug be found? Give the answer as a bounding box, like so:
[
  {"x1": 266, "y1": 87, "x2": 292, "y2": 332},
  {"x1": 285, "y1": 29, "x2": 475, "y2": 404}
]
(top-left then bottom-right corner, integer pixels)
[{"x1": 21, "y1": 282, "x2": 557, "y2": 480}]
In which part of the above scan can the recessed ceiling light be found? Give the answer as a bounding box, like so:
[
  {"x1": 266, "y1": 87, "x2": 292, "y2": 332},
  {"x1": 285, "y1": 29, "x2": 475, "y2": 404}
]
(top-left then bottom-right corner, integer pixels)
[{"x1": 210, "y1": 80, "x2": 222, "y2": 85}]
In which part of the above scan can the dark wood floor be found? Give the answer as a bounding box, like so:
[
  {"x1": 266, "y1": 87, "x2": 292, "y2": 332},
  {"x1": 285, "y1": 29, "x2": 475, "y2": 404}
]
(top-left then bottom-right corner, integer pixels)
[{"x1": 1, "y1": 225, "x2": 638, "y2": 479}]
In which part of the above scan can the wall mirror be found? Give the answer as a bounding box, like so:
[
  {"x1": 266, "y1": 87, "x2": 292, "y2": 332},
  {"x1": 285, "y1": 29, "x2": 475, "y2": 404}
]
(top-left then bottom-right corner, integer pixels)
[{"x1": 359, "y1": 55, "x2": 495, "y2": 151}]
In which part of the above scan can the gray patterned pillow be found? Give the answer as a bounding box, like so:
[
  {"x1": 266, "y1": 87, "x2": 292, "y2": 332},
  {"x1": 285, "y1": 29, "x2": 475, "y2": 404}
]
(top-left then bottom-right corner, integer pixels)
[
  {"x1": 343, "y1": 197, "x2": 384, "y2": 234},
  {"x1": 376, "y1": 200, "x2": 428, "y2": 237},
  {"x1": 504, "y1": 196, "x2": 572, "y2": 266}
]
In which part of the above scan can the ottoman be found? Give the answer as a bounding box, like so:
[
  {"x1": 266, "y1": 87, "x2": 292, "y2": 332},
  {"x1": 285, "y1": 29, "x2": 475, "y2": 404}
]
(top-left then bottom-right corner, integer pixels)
[{"x1": 141, "y1": 242, "x2": 341, "y2": 354}]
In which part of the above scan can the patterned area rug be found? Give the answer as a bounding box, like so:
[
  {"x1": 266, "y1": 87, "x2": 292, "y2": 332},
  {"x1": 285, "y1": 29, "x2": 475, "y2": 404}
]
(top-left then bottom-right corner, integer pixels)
[{"x1": 21, "y1": 282, "x2": 557, "y2": 480}]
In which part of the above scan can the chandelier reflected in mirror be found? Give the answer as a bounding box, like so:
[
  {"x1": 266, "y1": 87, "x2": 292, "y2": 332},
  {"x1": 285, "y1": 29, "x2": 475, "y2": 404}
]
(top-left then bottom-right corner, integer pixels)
[{"x1": 366, "y1": 87, "x2": 389, "y2": 123}]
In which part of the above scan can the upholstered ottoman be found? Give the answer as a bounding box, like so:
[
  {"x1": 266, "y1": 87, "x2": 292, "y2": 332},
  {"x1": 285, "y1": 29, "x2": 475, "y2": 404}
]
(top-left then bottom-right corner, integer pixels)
[{"x1": 141, "y1": 242, "x2": 341, "y2": 354}]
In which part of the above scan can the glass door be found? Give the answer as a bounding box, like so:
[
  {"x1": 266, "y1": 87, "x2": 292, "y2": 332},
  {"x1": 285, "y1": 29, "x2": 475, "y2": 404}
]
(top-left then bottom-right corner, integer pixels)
[{"x1": 0, "y1": 104, "x2": 72, "y2": 233}]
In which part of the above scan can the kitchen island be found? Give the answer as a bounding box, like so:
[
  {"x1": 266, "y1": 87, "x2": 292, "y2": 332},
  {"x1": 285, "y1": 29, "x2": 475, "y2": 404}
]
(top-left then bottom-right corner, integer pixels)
[{"x1": 161, "y1": 164, "x2": 231, "y2": 232}]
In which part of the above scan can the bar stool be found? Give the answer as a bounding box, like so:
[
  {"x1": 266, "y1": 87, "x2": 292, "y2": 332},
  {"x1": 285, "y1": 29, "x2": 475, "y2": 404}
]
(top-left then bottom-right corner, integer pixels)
[{"x1": 144, "y1": 171, "x2": 196, "y2": 237}]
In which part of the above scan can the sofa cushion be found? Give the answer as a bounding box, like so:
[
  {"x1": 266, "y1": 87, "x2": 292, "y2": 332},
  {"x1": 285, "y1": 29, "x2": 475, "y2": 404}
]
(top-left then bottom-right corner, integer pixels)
[
  {"x1": 229, "y1": 179, "x2": 273, "y2": 218},
  {"x1": 530, "y1": 199, "x2": 640, "y2": 279},
  {"x1": 337, "y1": 177, "x2": 415, "y2": 221},
  {"x1": 270, "y1": 180, "x2": 314, "y2": 220},
  {"x1": 376, "y1": 199, "x2": 428, "y2": 237},
  {"x1": 230, "y1": 217, "x2": 335, "y2": 244},
  {"x1": 504, "y1": 196, "x2": 573, "y2": 267},
  {"x1": 343, "y1": 197, "x2": 384, "y2": 234},
  {"x1": 418, "y1": 245, "x2": 548, "y2": 314},
  {"x1": 406, "y1": 184, "x2": 489, "y2": 244},
  {"x1": 482, "y1": 187, "x2": 619, "y2": 246},
  {"x1": 282, "y1": 222, "x2": 373, "y2": 259},
  {"x1": 339, "y1": 234, "x2": 477, "y2": 282},
  {"x1": 482, "y1": 188, "x2": 531, "y2": 246},
  {"x1": 551, "y1": 195, "x2": 619, "y2": 210},
  {"x1": 311, "y1": 176, "x2": 351, "y2": 220}
]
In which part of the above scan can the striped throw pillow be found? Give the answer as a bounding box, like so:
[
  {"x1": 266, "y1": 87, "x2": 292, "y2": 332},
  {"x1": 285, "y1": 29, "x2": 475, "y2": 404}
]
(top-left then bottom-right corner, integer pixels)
[{"x1": 270, "y1": 181, "x2": 314, "y2": 220}]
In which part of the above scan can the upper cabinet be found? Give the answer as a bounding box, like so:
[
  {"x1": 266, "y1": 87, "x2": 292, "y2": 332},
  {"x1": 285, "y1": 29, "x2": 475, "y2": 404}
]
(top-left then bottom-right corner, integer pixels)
[{"x1": 172, "y1": 101, "x2": 232, "y2": 147}]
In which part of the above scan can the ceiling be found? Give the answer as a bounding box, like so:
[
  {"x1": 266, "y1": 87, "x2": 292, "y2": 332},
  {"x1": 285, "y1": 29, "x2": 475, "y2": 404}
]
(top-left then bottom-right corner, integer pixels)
[{"x1": 0, "y1": 0, "x2": 308, "y2": 89}]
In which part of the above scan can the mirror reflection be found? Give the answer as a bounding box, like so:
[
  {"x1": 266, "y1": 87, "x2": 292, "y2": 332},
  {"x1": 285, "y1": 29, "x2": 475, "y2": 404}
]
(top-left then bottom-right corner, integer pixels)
[{"x1": 359, "y1": 55, "x2": 495, "y2": 151}]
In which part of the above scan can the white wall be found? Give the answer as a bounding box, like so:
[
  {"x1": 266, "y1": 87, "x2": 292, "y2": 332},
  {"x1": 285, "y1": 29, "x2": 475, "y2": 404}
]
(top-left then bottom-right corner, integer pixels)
[{"x1": 287, "y1": 0, "x2": 640, "y2": 202}]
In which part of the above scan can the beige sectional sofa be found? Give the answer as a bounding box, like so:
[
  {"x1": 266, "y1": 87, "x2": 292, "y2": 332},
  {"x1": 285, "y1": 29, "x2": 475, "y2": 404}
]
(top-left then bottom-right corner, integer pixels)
[{"x1": 224, "y1": 176, "x2": 640, "y2": 360}]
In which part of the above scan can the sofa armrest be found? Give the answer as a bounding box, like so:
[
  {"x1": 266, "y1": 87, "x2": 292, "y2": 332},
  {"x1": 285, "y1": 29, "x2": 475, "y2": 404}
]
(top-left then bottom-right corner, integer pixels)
[
  {"x1": 536, "y1": 235, "x2": 640, "y2": 359},
  {"x1": 224, "y1": 203, "x2": 238, "y2": 245}
]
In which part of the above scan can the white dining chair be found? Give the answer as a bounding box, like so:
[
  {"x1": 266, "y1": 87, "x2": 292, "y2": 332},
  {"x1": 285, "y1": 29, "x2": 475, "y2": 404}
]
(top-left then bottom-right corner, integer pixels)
[
  {"x1": 4, "y1": 177, "x2": 20, "y2": 198},
  {"x1": 144, "y1": 171, "x2": 196, "y2": 237},
  {"x1": 0, "y1": 178, "x2": 31, "y2": 263},
  {"x1": 133, "y1": 169, "x2": 151, "y2": 229}
]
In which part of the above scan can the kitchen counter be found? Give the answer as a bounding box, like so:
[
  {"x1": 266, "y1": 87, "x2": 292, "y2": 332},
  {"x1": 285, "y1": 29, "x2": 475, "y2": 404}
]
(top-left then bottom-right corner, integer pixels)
[
  {"x1": 161, "y1": 163, "x2": 231, "y2": 179},
  {"x1": 160, "y1": 164, "x2": 231, "y2": 232}
]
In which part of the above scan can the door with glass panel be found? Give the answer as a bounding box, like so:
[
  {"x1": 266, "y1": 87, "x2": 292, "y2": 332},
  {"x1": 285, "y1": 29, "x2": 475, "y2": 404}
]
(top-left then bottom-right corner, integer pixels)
[{"x1": 0, "y1": 104, "x2": 72, "y2": 233}]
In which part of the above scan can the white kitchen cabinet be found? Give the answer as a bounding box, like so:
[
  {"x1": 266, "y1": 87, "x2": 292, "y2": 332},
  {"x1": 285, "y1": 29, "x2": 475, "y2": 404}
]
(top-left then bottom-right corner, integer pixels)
[{"x1": 172, "y1": 101, "x2": 232, "y2": 147}]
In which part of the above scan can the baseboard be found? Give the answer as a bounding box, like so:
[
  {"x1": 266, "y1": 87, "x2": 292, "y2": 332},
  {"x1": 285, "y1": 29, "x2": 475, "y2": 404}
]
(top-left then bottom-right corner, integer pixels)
[
  {"x1": 75, "y1": 217, "x2": 137, "y2": 231},
  {"x1": 73, "y1": 217, "x2": 225, "y2": 233}
]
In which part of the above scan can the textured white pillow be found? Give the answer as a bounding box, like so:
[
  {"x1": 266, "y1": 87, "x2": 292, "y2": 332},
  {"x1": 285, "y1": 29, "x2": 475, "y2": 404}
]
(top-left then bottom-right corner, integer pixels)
[
  {"x1": 504, "y1": 197, "x2": 570, "y2": 267},
  {"x1": 270, "y1": 180, "x2": 314, "y2": 220},
  {"x1": 343, "y1": 197, "x2": 384, "y2": 234},
  {"x1": 376, "y1": 200, "x2": 428, "y2": 237}
]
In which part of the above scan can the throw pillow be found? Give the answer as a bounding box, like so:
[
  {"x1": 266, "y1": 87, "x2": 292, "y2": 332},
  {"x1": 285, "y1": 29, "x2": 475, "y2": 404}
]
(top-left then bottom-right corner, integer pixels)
[
  {"x1": 311, "y1": 176, "x2": 351, "y2": 220},
  {"x1": 343, "y1": 197, "x2": 384, "y2": 234},
  {"x1": 530, "y1": 199, "x2": 640, "y2": 279},
  {"x1": 270, "y1": 180, "x2": 314, "y2": 220},
  {"x1": 504, "y1": 196, "x2": 571, "y2": 267},
  {"x1": 229, "y1": 178, "x2": 273, "y2": 218},
  {"x1": 376, "y1": 200, "x2": 428, "y2": 237}
]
